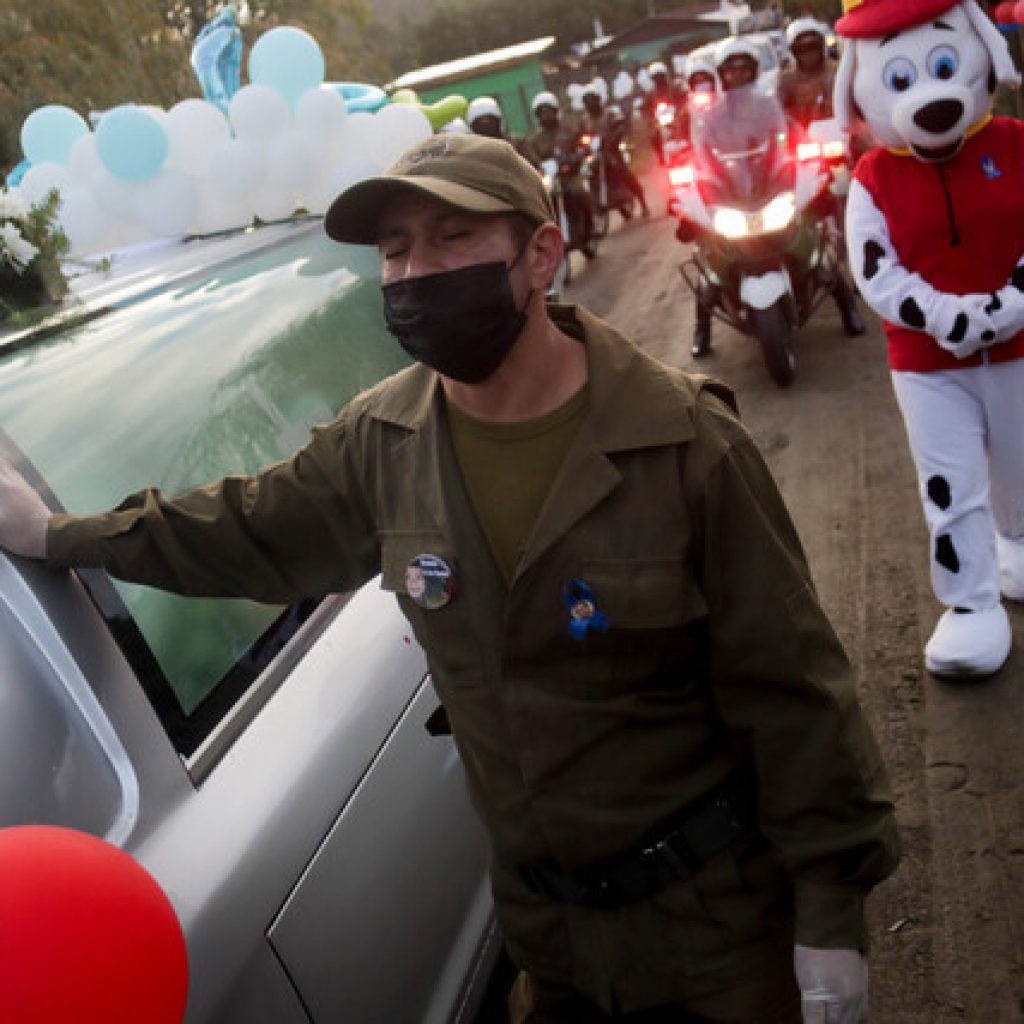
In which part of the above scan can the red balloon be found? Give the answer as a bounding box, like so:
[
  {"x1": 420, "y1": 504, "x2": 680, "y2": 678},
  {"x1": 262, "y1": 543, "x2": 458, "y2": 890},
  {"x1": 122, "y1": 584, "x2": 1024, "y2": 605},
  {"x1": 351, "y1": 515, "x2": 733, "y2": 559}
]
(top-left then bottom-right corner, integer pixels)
[
  {"x1": 1014, "y1": 0, "x2": 1024, "y2": 22},
  {"x1": 994, "y1": 1, "x2": 1017, "y2": 22},
  {"x1": 0, "y1": 826, "x2": 188, "y2": 1024}
]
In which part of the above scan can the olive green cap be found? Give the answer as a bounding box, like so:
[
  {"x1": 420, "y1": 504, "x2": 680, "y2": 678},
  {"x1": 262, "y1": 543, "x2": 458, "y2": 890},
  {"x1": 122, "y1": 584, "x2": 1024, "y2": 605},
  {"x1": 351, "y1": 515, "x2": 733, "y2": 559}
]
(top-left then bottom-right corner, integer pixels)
[{"x1": 324, "y1": 133, "x2": 555, "y2": 245}]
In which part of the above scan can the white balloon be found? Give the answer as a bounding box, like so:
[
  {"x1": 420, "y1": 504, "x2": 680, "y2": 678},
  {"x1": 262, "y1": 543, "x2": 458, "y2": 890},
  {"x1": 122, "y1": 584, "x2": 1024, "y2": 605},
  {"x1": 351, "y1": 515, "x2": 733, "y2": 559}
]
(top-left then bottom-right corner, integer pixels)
[
  {"x1": 19, "y1": 163, "x2": 73, "y2": 207},
  {"x1": 137, "y1": 168, "x2": 199, "y2": 237},
  {"x1": 250, "y1": 183, "x2": 299, "y2": 222},
  {"x1": 228, "y1": 84, "x2": 292, "y2": 141},
  {"x1": 192, "y1": 181, "x2": 254, "y2": 234},
  {"x1": 58, "y1": 186, "x2": 111, "y2": 256},
  {"x1": 208, "y1": 137, "x2": 268, "y2": 196},
  {"x1": 92, "y1": 171, "x2": 143, "y2": 220},
  {"x1": 368, "y1": 104, "x2": 432, "y2": 166},
  {"x1": 335, "y1": 243, "x2": 381, "y2": 280},
  {"x1": 165, "y1": 99, "x2": 231, "y2": 177},
  {"x1": 68, "y1": 135, "x2": 103, "y2": 185},
  {"x1": 327, "y1": 156, "x2": 385, "y2": 197},
  {"x1": 294, "y1": 86, "x2": 349, "y2": 144},
  {"x1": 109, "y1": 220, "x2": 155, "y2": 250},
  {"x1": 266, "y1": 128, "x2": 320, "y2": 190}
]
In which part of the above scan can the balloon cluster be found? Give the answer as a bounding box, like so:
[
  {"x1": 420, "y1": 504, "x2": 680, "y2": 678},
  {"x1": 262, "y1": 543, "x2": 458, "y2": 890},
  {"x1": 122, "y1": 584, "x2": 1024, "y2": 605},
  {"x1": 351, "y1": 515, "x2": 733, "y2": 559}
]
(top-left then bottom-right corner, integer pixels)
[
  {"x1": 991, "y1": 2, "x2": 1024, "y2": 26},
  {"x1": 12, "y1": 27, "x2": 434, "y2": 258}
]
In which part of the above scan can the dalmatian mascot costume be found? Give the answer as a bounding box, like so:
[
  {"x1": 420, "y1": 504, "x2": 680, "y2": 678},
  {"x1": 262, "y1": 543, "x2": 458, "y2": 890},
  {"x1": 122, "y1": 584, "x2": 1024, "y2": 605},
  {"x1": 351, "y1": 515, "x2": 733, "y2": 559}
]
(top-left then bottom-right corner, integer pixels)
[{"x1": 837, "y1": 0, "x2": 1024, "y2": 677}]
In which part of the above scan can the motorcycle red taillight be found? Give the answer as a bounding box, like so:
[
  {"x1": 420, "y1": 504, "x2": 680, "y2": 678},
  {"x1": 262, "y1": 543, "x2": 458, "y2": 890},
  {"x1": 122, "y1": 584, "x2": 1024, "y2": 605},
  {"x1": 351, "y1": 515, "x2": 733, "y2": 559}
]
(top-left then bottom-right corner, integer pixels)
[{"x1": 668, "y1": 164, "x2": 696, "y2": 187}]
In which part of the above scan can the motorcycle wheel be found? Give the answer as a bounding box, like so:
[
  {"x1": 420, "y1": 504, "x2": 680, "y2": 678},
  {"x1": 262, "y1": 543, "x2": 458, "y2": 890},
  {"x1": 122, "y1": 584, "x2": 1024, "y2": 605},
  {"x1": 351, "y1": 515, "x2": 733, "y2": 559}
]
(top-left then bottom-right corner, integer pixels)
[
  {"x1": 749, "y1": 300, "x2": 796, "y2": 388},
  {"x1": 590, "y1": 204, "x2": 610, "y2": 239}
]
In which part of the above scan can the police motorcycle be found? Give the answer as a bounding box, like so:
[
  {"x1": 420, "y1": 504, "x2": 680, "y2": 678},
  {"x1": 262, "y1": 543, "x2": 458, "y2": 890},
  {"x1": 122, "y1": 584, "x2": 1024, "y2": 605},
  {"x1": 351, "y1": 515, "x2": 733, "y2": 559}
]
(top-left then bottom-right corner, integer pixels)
[
  {"x1": 795, "y1": 116, "x2": 854, "y2": 252},
  {"x1": 669, "y1": 86, "x2": 843, "y2": 387},
  {"x1": 579, "y1": 112, "x2": 638, "y2": 237},
  {"x1": 539, "y1": 140, "x2": 595, "y2": 290}
]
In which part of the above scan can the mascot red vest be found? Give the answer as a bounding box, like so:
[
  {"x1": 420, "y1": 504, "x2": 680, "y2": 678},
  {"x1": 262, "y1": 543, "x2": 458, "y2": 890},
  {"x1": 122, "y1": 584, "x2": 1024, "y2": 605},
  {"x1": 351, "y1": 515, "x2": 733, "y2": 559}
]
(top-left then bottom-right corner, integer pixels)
[{"x1": 837, "y1": 0, "x2": 1024, "y2": 677}]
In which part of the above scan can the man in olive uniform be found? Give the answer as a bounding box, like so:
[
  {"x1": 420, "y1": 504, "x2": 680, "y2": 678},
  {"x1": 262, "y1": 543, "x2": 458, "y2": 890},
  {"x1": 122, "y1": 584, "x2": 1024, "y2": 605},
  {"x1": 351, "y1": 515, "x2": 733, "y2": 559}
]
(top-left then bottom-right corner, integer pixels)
[{"x1": 0, "y1": 134, "x2": 897, "y2": 1023}]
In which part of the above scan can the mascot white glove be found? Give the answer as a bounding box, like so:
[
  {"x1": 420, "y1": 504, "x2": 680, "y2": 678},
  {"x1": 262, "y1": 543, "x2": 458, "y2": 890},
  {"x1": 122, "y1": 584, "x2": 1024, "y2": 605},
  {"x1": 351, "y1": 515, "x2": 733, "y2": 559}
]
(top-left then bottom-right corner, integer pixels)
[
  {"x1": 928, "y1": 292, "x2": 998, "y2": 359},
  {"x1": 793, "y1": 944, "x2": 868, "y2": 1024},
  {"x1": 986, "y1": 260, "x2": 1024, "y2": 343}
]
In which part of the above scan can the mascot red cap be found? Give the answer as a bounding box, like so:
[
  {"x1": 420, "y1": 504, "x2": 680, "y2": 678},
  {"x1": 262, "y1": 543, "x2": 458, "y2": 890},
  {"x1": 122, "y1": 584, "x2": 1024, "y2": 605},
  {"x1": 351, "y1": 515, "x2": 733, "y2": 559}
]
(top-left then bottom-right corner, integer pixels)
[
  {"x1": 0, "y1": 826, "x2": 188, "y2": 1024},
  {"x1": 836, "y1": 0, "x2": 961, "y2": 37}
]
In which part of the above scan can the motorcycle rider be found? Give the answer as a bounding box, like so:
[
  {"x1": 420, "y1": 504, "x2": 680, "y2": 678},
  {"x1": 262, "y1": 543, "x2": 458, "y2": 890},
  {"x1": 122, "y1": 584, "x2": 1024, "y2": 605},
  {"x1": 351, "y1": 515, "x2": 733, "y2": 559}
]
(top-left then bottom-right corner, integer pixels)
[
  {"x1": 640, "y1": 60, "x2": 686, "y2": 166},
  {"x1": 523, "y1": 91, "x2": 596, "y2": 260},
  {"x1": 466, "y1": 96, "x2": 507, "y2": 140},
  {"x1": 778, "y1": 18, "x2": 836, "y2": 130},
  {"x1": 580, "y1": 84, "x2": 651, "y2": 218},
  {"x1": 688, "y1": 37, "x2": 864, "y2": 358}
]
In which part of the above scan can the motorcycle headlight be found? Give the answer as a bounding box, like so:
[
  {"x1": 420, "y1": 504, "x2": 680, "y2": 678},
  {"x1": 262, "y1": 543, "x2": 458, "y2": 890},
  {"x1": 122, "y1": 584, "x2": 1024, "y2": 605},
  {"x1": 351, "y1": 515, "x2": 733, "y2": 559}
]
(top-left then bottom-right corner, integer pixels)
[
  {"x1": 761, "y1": 192, "x2": 796, "y2": 232},
  {"x1": 713, "y1": 207, "x2": 749, "y2": 239}
]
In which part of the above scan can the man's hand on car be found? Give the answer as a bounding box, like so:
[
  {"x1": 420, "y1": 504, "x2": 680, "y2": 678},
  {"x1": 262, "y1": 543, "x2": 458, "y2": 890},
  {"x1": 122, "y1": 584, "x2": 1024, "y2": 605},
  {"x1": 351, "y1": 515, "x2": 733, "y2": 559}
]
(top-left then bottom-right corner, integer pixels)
[
  {"x1": 794, "y1": 944, "x2": 868, "y2": 1023},
  {"x1": 0, "y1": 460, "x2": 50, "y2": 559}
]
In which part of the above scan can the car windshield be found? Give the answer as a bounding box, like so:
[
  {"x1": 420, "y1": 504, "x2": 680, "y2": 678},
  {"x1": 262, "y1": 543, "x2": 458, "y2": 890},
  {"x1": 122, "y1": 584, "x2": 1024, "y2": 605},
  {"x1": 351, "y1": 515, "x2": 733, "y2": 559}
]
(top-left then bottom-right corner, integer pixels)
[{"x1": 0, "y1": 227, "x2": 407, "y2": 718}]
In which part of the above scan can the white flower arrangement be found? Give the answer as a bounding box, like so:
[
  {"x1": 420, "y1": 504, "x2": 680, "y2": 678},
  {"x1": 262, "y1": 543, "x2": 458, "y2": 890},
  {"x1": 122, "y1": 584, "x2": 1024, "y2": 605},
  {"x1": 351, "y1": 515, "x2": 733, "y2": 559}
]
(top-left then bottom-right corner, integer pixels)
[
  {"x1": 0, "y1": 185, "x2": 69, "y2": 322},
  {"x1": 0, "y1": 220, "x2": 40, "y2": 273}
]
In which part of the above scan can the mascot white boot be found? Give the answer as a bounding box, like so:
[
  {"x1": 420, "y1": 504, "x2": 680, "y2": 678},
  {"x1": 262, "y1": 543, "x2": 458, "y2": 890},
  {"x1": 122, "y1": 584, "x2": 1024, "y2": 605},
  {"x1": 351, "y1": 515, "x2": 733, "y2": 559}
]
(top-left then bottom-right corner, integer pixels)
[{"x1": 836, "y1": 0, "x2": 1024, "y2": 677}]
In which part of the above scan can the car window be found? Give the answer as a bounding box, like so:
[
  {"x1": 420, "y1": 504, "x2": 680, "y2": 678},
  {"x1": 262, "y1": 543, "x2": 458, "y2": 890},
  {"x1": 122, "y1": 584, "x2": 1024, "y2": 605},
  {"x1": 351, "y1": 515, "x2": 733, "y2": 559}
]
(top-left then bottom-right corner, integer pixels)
[{"x1": 0, "y1": 228, "x2": 407, "y2": 752}]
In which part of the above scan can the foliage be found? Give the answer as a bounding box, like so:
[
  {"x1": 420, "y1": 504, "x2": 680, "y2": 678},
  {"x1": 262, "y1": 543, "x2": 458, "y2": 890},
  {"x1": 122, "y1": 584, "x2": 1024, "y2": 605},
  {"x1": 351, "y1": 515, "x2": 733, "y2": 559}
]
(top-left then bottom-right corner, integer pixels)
[{"x1": 0, "y1": 187, "x2": 70, "y2": 323}]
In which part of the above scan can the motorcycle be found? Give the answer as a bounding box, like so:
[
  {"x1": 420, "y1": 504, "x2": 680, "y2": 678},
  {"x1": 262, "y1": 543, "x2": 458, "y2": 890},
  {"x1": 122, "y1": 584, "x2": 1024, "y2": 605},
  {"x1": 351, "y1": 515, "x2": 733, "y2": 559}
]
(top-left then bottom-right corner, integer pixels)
[
  {"x1": 540, "y1": 137, "x2": 598, "y2": 292},
  {"x1": 794, "y1": 116, "x2": 854, "y2": 253},
  {"x1": 668, "y1": 88, "x2": 844, "y2": 387},
  {"x1": 579, "y1": 124, "x2": 637, "y2": 236}
]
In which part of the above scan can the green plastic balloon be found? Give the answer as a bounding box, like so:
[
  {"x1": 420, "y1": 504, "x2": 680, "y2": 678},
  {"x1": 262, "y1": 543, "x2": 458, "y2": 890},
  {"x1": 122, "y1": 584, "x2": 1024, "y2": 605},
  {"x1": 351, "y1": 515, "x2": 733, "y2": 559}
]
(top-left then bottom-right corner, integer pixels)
[
  {"x1": 420, "y1": 95, "x2": 469, "y2": 130},
  {"x1": 390, "y1": 89, "x2": 420, "y2": 106}
]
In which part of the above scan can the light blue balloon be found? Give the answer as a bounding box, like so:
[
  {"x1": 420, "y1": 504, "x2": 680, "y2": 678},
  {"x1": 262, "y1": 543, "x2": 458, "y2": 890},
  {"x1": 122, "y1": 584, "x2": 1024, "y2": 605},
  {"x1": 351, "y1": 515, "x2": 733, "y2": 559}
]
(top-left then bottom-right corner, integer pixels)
[
  {"x1": 248, "y1": 27, "x2": 325, "y2": 109},
  {"x1": 21, "y1": 105, "x2": 90, "y2": 166},
  {"x1": 327, "y1": 82, "x2": 388, "y2": 114},
  {"x1": 96, "y1": 106, "x2": 169, "y2": 182}
]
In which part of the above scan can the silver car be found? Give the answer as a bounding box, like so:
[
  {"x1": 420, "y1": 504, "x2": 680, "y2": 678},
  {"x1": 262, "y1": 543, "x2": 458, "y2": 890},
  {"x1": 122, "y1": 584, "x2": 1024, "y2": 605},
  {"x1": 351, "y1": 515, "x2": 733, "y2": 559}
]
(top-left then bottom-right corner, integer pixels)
[{"x1": 0, "y1": 223, "x2": 502, "y2": 1023}]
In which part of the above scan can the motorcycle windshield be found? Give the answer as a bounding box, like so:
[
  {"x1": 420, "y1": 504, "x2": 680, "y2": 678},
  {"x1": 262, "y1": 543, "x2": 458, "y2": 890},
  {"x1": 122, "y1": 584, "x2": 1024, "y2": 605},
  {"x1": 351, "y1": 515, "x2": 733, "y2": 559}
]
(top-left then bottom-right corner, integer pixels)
[{"x1": 692, "y1": 87, "x2": 790, "y2": 207}]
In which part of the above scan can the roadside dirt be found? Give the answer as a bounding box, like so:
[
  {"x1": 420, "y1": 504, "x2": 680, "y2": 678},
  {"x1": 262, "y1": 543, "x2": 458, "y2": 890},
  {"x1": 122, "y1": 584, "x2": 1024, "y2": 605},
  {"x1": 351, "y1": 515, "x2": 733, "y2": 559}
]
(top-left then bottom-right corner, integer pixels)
[{"x1": 561, "y1": 168, "x2": 1024, "y2": 1023}]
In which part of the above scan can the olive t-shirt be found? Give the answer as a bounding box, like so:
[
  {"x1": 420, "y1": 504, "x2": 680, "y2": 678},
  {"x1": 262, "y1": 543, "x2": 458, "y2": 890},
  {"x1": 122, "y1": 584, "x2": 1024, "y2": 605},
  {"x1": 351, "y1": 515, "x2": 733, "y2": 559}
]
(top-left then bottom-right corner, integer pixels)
[{"x1": 447, "y1": 384, "x2": 589, "y2": 582}]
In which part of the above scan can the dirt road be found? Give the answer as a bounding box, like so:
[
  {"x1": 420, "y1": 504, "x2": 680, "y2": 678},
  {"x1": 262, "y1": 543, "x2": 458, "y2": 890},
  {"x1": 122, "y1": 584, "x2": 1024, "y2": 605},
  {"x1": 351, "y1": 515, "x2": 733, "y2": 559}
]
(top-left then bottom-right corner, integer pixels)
[{"x1": 563, "y1": 170, "x2": 1024, "y2": 1023}]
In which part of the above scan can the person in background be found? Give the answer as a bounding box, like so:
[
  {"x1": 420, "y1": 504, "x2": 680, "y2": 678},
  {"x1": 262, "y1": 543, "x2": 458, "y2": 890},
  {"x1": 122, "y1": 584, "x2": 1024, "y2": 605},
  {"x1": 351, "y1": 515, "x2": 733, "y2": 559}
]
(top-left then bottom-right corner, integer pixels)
[
  {"x1": 580, "y1": 84, "x2": 651, "y2": 218},
  {"x1": 0, "y1": 133, "x2": 898, "y2": 1024},
  {"x1": 524, "y1": 91, "x2": 596, "y2": 261},
  {"x1": 467, "y1": 96, "x2": 508, "y2": 140},
  {"x1": 640, "y1": 59, "x2": 687, "y2": 167},
  {"x1": 778, "y1": 18, "x2": 838, "y2": 130}
]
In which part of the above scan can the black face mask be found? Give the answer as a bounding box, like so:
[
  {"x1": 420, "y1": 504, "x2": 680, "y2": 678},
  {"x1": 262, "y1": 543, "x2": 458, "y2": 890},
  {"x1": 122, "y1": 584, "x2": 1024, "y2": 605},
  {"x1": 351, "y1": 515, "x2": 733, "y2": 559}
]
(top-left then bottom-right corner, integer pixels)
[{"x1": 381, "y1": 259, "x2": 529, "y2": 384}]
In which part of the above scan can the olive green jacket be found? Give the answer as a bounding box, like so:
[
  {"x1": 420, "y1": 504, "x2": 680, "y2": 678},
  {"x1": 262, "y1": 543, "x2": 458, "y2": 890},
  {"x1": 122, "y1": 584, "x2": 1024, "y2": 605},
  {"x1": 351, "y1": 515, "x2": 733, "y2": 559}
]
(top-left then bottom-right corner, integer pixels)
[{"x1": 48, "y1": 305, "x2": 898, "y2": 1012}]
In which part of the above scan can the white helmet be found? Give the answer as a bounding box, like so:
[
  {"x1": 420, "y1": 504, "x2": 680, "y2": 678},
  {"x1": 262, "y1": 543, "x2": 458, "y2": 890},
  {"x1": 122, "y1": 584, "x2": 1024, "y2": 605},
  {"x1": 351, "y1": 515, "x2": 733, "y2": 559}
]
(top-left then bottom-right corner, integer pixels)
[
  {"x1": 785, "y1": 17, "x2": 829, "y2": 50},
  {"x1": 685, "y1": 54, "x2": 717, "y2": 83},
  {"x1": 648, "y1": 60, "x2": 669, "y2": 77},
  {"x1": 714, "y1": 36, "x2": 761, "y2": 71},
  {"x1": 581, "y1": 81, "x2": 603, "y2": 100},
  {"x1": 531, "y1": 90, "x2": 559, "y2": 113},
  {"x1": 467, "y1": 96, "x2": 502, "y2": 124}
]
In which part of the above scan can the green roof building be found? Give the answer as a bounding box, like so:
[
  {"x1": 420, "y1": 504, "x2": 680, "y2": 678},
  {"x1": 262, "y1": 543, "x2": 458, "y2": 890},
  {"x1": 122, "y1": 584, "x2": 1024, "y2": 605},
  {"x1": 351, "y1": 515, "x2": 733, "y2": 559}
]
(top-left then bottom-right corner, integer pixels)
[{"x1": 387, "y1": 36, "x2": 557, "y2": 137}]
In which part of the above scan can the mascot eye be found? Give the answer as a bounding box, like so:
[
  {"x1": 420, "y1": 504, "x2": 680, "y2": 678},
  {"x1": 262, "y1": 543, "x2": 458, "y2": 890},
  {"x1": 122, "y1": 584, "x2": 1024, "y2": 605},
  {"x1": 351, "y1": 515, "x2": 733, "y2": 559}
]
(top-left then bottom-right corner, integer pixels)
[
  {"x1": 883, "y1": 57, "x2": 918, "y2": 93},
  {"x1": 927, "y1": 45, "x2": 959, "y2": 81}
]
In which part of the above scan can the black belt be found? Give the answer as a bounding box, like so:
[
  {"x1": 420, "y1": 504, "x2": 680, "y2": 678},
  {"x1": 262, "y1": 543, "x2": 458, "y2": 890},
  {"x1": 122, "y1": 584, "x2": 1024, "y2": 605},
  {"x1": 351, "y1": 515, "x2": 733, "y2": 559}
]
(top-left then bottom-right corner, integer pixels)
[{"x1": 501, "y1": 776, "x2": 754, "y2": 910}]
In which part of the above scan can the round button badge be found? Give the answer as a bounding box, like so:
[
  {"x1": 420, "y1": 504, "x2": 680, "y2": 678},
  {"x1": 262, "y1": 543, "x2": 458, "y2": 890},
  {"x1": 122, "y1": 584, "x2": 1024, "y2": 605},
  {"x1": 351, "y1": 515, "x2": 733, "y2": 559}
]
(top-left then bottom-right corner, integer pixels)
[{"x1": 405, "y1": 554, "x2": 454, "y2": 609}]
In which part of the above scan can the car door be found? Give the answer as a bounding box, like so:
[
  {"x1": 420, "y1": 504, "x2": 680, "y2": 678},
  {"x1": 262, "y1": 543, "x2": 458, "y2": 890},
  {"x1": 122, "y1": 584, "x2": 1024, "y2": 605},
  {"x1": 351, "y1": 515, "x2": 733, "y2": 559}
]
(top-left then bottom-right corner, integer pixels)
[{"x1": 0, "y1": 224, "x2": 498, "y2": 1023}]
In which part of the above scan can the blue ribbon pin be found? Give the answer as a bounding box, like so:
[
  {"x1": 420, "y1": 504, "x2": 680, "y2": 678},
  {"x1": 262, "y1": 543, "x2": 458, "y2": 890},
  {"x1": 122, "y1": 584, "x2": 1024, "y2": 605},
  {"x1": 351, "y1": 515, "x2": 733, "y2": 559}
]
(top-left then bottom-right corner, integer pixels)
[
  {"x1": 981, "y1": 155, "x2": 1002, "y2": 180},
  {"x1": 564, "y1": 578, "x2": 609, "y2": 640}
]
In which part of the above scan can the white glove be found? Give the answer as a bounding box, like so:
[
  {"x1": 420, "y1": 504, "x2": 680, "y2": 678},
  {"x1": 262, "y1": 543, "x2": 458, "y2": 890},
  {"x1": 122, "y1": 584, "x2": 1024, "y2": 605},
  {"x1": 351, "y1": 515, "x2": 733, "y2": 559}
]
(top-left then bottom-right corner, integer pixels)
[
  {"x1": 986, "y1": 273, "x2": 1024, "y2": 343},
  {"x1": 793, "y1": 944, "x2": 868, "y2": 1024},
  {"x1": 929, "y1": 292, "x2": 997, "y2": 359}
]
